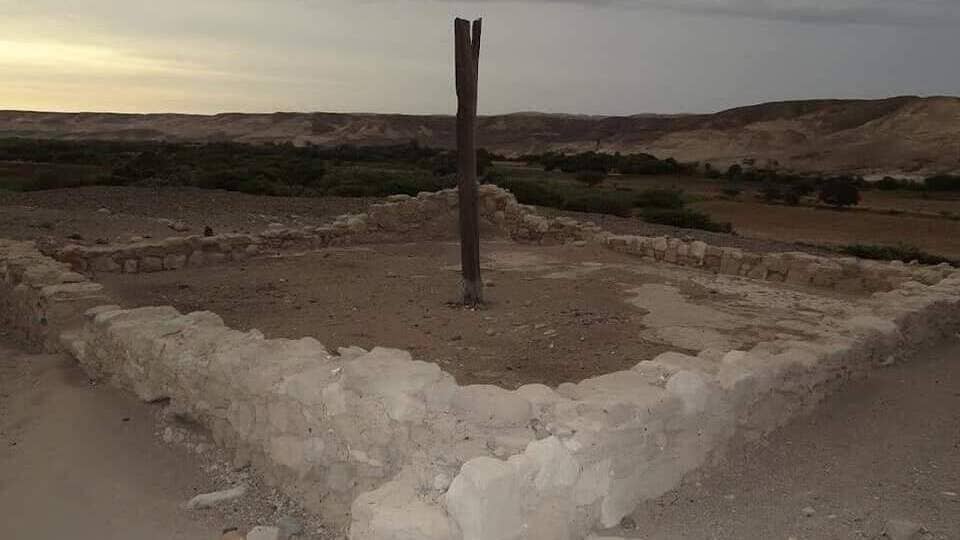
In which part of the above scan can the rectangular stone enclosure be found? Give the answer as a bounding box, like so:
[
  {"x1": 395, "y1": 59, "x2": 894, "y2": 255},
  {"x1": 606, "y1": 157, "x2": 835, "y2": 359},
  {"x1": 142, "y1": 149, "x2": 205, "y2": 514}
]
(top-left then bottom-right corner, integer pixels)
[{"x1": 3, "y1": 186, "x2": 960, "y2": 540}]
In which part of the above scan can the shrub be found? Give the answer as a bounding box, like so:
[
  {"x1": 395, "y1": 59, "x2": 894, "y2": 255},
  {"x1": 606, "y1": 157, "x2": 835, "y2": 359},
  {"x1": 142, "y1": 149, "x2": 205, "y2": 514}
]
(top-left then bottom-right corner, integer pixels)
[
  {"x1": 760, "y1": 182, "x2": 782, "y2": 202},
  {"x1": 924, "y1": 174, "x2": 960, "y2": 191},
  {"x1": 563, "y1": 192, "x2": 633, "y2": 217},
  {"x1": 782, "y1": 191, "x2": 801, "y2": 206},
  {"x1": 494, "y1": 178, "x2": 566, "y2": 208},
  {"x1": 632, "y1": 188, "x2": 684, "y2": 209},
  {"x1": 874, "y1": 176, "x2": 923, "y2": 191},
  {"x1": 237, "y1": 178, "x2": 292, "y2": 196},
  {"x1": 726, "y1": 164, "x2": 743, "y2": 181},
  {"x1": 818, "y1": 180, "x2": 861, "y2": 208},
  {"x1": 792, "y1": 182, "x2": 815, "y2": 197},
  {"x1": 704, "y1": 163, "x2": 723, "y2": 179},
  {"x1": 641, "y1": 208, "x2": 733, "y2": 233},
  {"x1": 839, "y1": 244, "x2": 955, "y2": 266},
  {"x1": 575, "y1": 170, "x2": 607, "y2": 188}
]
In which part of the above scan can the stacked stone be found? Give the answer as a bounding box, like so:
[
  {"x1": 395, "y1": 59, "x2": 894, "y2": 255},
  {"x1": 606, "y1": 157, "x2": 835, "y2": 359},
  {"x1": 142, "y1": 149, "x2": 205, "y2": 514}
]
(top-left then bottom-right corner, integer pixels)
[
  {"x1": 597, "y1": 232, "x2": 954, "y2": 293},
  {"x1": 27, "y1": 222, "x2": 960, "y2": 540},
  {"x1": 57, "y1": 233, "x2": 265, "y2": 274},
  {"x1": 49, "y1": 185, "x2": 958, "y2": 295},
  {"x1": 65, "y1": 305, "x2": 539, "y2": 533},
  {"x1": 0, "y1": 239, "x2": 111, "y2": 352}
]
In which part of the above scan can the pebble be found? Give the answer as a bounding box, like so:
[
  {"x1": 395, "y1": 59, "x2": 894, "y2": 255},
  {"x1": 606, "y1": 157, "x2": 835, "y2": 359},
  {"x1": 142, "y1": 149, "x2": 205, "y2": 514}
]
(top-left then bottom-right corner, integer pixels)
[
  {"x1": 485, "y1": 329, "x2": 497, "y2": 336},
  {"x1": 278, "y1": 515, "x2": 304, "y2": 538},
  {"x1": 801, "y1": 506, "x2": 816, "y2": 517},
  {"x1": 247, "y1": 526, "x2": 281, "y2": 540},
  {"x1": 221, "y1": 529, "x2": 244, "y2": 540},
  {"x1": 96, "y1": 207, "x2": 111, "y2": 214},
  {"x1": 184, "y1": 484, "x2": 247, "y2": 509},
  {"x1": 883, "y1": 518, "x2": 926, "y2": 540},
  {"x1": 433, "y1": 473, "x2": 452, "y2": 491}
]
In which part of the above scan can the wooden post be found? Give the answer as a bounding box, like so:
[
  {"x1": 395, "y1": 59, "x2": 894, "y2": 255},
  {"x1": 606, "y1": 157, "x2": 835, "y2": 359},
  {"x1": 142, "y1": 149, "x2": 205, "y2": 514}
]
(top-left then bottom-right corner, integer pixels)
[{"x1": 455, "y1": 17, "x2": 483, "y2": 305}]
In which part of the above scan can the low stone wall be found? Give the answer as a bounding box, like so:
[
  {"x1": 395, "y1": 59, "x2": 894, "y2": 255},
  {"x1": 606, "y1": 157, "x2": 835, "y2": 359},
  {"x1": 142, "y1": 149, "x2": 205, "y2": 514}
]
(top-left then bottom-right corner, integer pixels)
[
  {"x1": 53, "y1": 186, "x2": 953, "y2": 295},
  {"x1": 62, "y1": 306, "x2": 536, "y2": 532},
  {"x1": 56, "y1": 253, "x2": 960, "y2": 539},
  {"x1": 6, "y1": 187, "x2": 960, "y2": 539},
  {"x1": 0, "y1": 239, "x2": 111, "y2": 352},
  {"x1": 53, "y1": 189, "x2": 521, "y2": 275}
]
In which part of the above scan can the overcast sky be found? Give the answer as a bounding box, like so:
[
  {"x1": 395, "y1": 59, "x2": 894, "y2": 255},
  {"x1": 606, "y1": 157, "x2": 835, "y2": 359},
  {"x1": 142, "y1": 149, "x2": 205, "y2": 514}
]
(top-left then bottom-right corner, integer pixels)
[{"x1": 1, "y1": 0, "x2": 958, "y2": 115}]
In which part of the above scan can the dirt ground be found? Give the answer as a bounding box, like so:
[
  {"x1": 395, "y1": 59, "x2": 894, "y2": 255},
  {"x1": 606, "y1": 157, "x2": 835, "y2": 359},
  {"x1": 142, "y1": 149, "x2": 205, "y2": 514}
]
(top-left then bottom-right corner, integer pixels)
[
  {"x1": 0, "y1": 186, "x2": 376, "y2": 248},
  {"x1": 0, "y1": 185, "x2": 836, "y2": 257},
  {"x1": 0, "y1": 337, "x2": 329, "y2": 540},
  {"x1": 694, "y1": 199, "x2": 960, "y2": 258},
  {"x1": 99, "y1": 240, "x2": 855, "y2": 389},
  {"x1": 602, "y1": 338, "x2": 960, "y2": 540}
]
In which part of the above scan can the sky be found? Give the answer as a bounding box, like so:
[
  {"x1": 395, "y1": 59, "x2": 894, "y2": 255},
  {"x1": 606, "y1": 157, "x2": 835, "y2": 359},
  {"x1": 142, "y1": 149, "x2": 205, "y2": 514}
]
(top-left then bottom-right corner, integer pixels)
[{"x1": 1, "y1": 0, "x2": 958, "y2": 116}]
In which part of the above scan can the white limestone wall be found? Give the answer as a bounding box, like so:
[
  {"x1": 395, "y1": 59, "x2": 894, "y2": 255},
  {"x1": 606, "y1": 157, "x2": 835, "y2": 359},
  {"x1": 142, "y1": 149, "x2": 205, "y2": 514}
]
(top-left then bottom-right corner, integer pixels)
[
  {"x1": 0, "y1": 239, "x2": 111, "y2": 351},
  {"x1": 61, "y1": 305, "x2": 540, "y2": 530},
  {"x1": 54, "y1": 186, "x2": 953, "y2": 295},
  {"x1": 6, "y1": 189, "x2": 960, "y2": 539},
  {"x1": 56, "y1": 268, "x2": 960, "y2": 540},
  {"x1": 354, "y1": 272, "x2": 960, "y2": 540}
]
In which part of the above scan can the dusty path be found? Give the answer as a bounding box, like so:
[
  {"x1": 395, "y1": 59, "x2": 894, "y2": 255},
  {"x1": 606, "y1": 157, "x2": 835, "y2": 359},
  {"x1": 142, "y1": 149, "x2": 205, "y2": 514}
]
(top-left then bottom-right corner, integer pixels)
[
  {"x1": 0, "y1": 339, "x2": 237, "y2": 540},
  {"x1": 601, "y1": 339, "x2": 960, "y2": 540}
]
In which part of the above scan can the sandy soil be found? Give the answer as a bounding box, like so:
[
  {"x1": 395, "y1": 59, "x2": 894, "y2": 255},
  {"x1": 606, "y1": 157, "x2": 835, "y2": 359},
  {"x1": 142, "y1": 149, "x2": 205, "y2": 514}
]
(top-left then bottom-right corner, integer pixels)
[
  {"x1": 100, "y1": 241, "x2": 677, "y2": 389},
  {"x1": 601, "y1": 339, "x2": 960, "y2": 540},
  {"x1": 0, "y1": 337, "x2": 328, "y2": 540},
  {"x1": 99, "y1": 240, "x2": 853, "y2": 389},
  {"x1": 0, "y1": 186, "x2": 376, "y2": 248}
]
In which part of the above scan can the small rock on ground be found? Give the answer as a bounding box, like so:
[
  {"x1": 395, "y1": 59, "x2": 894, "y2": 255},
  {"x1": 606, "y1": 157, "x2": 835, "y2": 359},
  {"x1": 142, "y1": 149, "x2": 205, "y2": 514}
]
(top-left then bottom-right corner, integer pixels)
[
  {"x1": 277, "y1": 515, "x2": 303, "y2": 538},
  {"x1": 247, "y1": 526, "x2": 281, "y2": 540},
  {"x1": 884, "y1": 518, "x2": 926, "y2": 540},
  {"x1": 184, "y1": 484, "x2": 247, "y2": 510}
]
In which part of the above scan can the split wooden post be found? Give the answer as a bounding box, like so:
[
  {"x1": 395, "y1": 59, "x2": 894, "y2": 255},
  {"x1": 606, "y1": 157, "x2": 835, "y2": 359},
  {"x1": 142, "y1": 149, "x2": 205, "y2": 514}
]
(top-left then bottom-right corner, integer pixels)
[{"x1": 454, "y1": 17, "x2": 483, "y2": 305}]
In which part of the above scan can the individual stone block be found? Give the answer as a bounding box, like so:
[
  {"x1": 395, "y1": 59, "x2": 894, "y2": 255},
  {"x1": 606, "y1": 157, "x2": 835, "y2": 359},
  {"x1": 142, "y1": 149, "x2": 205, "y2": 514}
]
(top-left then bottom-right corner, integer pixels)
[
  {"x1": 91, "y1": 255, "x2": 120, "y2": 273},
  {"x1": 163, "y1": 254, "x2": 187, "y2": 270},
  {"x1": 446, "y1": 458, "x2": 523, "y2": 540},
  {"x1": 140, "y1": 256, "x2": 163, "y2": 273},
  {"x1": 719, "y1": 248, "x2": 743, "y2": 275}
]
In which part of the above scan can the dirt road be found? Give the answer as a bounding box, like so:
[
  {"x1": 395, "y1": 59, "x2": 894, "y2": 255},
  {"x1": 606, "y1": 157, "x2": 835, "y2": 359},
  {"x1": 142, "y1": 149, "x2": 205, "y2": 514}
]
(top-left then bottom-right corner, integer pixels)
[
  {"x1": 602, "y1": 339, "x2": 960, "y2": 540},
  {"x1": 0, "y1": 339, "x2": 256, "y2": 540}
]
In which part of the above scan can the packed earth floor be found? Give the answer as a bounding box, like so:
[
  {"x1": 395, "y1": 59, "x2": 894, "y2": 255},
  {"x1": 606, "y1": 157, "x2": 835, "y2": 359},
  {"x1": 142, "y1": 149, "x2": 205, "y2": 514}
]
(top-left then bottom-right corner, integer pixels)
[{"x1": 101, "y1": 240, "x2": 867, "y2": 389}]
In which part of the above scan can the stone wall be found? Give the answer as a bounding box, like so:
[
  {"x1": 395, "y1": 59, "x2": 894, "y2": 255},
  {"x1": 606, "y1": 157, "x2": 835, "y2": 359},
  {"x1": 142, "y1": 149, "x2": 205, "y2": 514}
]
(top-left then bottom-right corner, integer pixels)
[
  {"x1": 6, "y1": 188, "x2": 960, "y2": 539},
  {"x1": 51, "y1": 247, "x2": 960, "y2": 539},
  {"x1": 53, "y1": 186, "x2": 954, "y2": 295},
  {"x1": 0, "y1": 239, "x2": 111, "y2": 352},
  {"x1": 352, "y1": 272, "x2": 960, "y2": 540}
]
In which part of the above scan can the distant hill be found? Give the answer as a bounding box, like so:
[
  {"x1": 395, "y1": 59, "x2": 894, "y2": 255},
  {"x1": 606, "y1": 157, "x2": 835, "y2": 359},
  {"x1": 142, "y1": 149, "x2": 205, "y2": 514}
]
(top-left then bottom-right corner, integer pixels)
[{"x1": 2, "y1": 96, "x2": 958, "y2": 175}]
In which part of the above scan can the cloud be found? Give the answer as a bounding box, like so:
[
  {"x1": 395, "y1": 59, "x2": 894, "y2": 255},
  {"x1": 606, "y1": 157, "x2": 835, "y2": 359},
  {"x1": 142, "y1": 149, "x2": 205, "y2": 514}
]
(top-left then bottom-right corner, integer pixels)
[{"x1": 455, "y1": 0, "x2": 960, "y2": 25}]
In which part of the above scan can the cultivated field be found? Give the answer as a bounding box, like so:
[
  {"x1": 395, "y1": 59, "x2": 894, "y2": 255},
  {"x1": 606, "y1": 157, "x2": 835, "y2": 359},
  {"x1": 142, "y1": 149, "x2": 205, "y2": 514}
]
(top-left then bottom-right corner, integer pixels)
[{"x1": 694, "y1": 199, "x2": 960, "y2": 258}]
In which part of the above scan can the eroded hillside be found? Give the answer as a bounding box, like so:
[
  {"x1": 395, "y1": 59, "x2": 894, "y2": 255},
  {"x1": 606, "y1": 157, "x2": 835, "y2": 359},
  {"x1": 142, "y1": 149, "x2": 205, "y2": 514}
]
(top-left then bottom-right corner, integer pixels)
[{"x1": 2, "y1": 96, "x2": 958, "y2": 175}]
